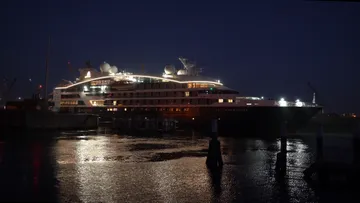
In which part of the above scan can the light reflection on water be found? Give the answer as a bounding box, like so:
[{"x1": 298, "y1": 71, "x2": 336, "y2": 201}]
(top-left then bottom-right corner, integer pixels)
[{"x1": 0, "y1": 130, "x2": 358, "y2": 202}]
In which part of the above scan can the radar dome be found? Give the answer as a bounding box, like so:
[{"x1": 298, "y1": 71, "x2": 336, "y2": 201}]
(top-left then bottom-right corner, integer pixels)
[
  {"x1": 109, "y1": 66, "x2": 118, "y2": 74},
  {"x1": 100, "y1": 62, "x2": 111, "y2": 73},
  {"x1": 164, "y1": 65, "x2": 176, "y2": 75},
  {"x1": 177, "y1": 69, "x2": 187, "y2": 75}
]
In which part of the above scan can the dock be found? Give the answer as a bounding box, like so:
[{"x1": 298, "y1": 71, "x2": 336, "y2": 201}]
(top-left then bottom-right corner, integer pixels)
[{"x1": 0, "y1": 110, "x2": 99, "y2": 131}]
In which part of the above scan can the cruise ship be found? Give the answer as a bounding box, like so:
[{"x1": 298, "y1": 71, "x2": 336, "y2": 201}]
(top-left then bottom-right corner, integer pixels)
[{"x1": 50, "y1": 58, "x2": 322, "y2": 136}]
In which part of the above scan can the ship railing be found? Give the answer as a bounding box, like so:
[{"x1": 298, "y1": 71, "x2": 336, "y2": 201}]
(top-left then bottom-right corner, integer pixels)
[
  {"x1": 197, "y1": 93, "x2": 235, "y2": 98},
  {"x1": 213, "y1": 101, "x2": 319, "y2": 108}
]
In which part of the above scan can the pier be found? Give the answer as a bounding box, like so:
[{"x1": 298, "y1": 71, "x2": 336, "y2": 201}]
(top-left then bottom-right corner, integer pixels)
[
  {"x1": 273, "y1": 119, "x2": 360, "y2": 186},
  {"x1": 111, "y1": 116, "x2": 179, "y2": 133}
]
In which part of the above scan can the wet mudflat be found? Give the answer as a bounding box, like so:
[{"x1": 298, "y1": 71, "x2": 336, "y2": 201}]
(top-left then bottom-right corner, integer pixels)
[{"x1": 0, "y1": 129, "x2": 359, "y2": 202}]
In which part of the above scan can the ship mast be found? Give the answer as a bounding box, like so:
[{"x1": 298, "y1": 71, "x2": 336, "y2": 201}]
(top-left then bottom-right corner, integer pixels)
[{"x1": 44, "y1": 36, "x2": 50, "y2": 101}]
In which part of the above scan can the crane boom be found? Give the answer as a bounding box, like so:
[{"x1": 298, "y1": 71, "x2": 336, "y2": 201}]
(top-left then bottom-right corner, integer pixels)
[
  {"x1": 1, "y1": 78, "x2": 16, "y2": 105},
  {"x1": 307, "y1": 82, "x2": 318, "y2": 105},
  {"x1": 307, "y1": 82, "x2": 317, "y2": 94}
]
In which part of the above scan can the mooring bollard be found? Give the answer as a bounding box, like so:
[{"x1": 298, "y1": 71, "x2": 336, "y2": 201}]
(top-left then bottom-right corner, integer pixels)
[
  {"x1": 276, "y1": 121, "x2": 287, "y2": 176},
  {"x1": 206, "y1": 119, "x2": 223, "y2": 168},
  {"x1": 303, "y1": 123, "x2": 324, "y2": 180}
]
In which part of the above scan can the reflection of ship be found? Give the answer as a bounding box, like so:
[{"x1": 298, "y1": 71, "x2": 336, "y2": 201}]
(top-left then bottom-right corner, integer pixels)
[{"x1": 49, "y1": 57, "x2": 322, "y2": 136}]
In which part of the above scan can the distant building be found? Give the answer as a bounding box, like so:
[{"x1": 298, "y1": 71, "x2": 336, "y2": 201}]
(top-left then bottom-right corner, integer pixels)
[{"x1": 341, "y1": 113, "x2": 357, "y2": 118}]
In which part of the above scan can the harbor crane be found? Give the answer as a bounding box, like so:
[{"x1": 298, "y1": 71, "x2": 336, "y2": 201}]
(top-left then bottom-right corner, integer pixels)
[{"x1": 0, "y1": 78, "x2": 17, "y2": 105}]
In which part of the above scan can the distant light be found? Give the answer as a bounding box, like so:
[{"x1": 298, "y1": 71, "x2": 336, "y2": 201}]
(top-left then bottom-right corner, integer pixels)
[
  {"x1": 278, "y1": 98, "x2": 288, "y2": 107},
  {"x1": 295, "y1": 99, "x2": 304, "y2": 107},
  {"x1": 127, "y1": 76, "x2": 137, "y2": 82},
  {"x1": 39, "y1": 84, "x2": 42, "y2": 88},
  {"x1": 162, "y1": 73, "x2": 173, "y2": 78},
  {"x1": 218, "y1": 118, "x2": 220, "y2": 120},
  {"x1": 210, "y1": 87, "x2": 213, "y2": 91},
  {"x1": 124, "y1": 108, "x2": 127, "y2": 111},
  {"x1": 217, "y1": 79, "x2": 220, "y2": 83},
  {"x1": 100, "y1": 85, "x2": 107, "y2": 93},
  {"x1": 192, "y1": 117, "x2": 195, "y2": 120},
  {"x1": 261, "y1": 96, "x2": 264, "y2": 99},
  {"x1": 85, "y1": 71, "x2": 91, "y2": 79},
  {"x1": 29, "y1": 78, "x2": 32, "y2": 82},
  {"x1": 18, "y1": 97, "x2": 22, "y2": 100}
]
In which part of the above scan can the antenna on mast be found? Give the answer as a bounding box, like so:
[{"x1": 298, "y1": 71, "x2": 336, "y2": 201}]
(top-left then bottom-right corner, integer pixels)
[
  {"x1": 141, "y1": 64, "x2": 145, "y2": 74},
  {"x1": 44, "y1": 36, "x2": 50, "y2": 101},
  {"x1": 178, "y1": 57, "x2": 199, "y2": 76}
]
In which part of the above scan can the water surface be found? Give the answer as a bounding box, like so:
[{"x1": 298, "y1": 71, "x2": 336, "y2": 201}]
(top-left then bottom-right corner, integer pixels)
[{"x1": 0, "y1": 129, "x2": 358, "y2": 202}]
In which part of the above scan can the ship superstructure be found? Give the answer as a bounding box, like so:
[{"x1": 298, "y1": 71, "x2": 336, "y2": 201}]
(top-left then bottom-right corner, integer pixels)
[
  {"x1": 50, "y1": 57, "x2": 322, "y2": 135},
  {"x1": 52, "y1": 58, "x2": 315, "y2": 111}
]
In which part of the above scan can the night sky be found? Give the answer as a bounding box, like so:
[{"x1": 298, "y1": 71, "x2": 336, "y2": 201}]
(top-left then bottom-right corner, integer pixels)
[{"x1": 1, "y1": 0, "x2": 360, "y2": 113}]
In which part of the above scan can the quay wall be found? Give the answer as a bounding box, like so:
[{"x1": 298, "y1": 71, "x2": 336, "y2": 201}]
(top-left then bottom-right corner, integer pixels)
[{"x1": 0, "y1": 110, "x2": 99, "y2": 130}]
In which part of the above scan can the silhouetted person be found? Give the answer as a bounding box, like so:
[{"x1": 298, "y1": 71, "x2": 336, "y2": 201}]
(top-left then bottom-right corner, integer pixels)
[{"x1": 206, "y1": 134, "x2": 223, "y2": 169}]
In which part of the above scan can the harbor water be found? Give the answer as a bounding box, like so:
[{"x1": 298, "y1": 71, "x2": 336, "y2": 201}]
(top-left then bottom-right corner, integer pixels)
[{"x1": 0, "y1": 129, "x2": 358, "y2": 202}]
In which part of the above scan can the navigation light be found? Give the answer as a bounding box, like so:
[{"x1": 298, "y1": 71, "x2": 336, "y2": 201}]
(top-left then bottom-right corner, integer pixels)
[
  {"x1": 295, "y1": 99, "x2": 304, "y2": 107},
  {"x1": 278, "y1": 98, "x2": 288, "y2": 107}
]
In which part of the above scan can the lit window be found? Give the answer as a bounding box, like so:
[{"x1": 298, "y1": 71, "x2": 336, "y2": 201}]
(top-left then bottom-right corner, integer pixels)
[
  {"x1": 228, "y1": 99, "x2": 233, "y2": 103},
  {"x1": 185, "y1": 91, "x2": 190, "y2": 97},
  {"x1": 218, "y1": 99, "x2": 223, "y2": 103},
  {"x1": 113, "y1": 101, "x2": 117, "y2": 106},
  {"x1": 246, "y1": 103, "x2": 252, "y2": 105}
]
